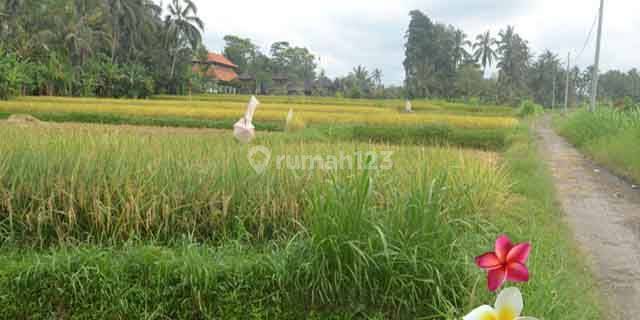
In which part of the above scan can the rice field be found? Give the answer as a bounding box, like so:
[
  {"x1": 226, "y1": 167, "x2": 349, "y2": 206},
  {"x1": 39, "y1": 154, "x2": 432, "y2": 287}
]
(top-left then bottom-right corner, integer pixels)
[
  {"x1": 0, "y1": 96, "x2": 518, "y2": 129},
  {"x1": 0, "y1": 122, "x2": 509, "y2": 246},
  {"x1": 0, "y1": 97, "x2": 601, "y2": 319}
]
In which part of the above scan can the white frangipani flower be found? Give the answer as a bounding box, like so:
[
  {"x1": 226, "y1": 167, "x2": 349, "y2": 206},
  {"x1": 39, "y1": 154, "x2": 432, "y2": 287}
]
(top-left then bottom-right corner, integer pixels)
[{"x1": 463, "y1": 287, "x2": 537, "y2": 320}]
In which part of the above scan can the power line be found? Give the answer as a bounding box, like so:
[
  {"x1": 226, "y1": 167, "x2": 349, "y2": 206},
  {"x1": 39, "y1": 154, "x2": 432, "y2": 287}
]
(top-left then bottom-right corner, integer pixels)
[{"x1": 575, "y1": 12, "x2": 599, "y2": 62}]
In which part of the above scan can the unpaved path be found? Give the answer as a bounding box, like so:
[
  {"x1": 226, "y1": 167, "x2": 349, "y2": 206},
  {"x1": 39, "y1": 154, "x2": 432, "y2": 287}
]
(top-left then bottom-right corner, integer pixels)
[{"x1": 536, "y1": 116, "x2": 640, "y2": 319}]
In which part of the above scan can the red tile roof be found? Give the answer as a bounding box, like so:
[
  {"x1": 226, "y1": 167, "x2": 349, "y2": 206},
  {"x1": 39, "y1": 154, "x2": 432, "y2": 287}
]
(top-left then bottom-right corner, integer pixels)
[
  {"x1": 206, "y1": 53, "x2": 238, "y2": 68},
  {"x1": 192, "y1": 65, "x2": 238, "y2": 82},
  {"x1": 210, "y1": 66, "x2": 238, "y2": 82}
]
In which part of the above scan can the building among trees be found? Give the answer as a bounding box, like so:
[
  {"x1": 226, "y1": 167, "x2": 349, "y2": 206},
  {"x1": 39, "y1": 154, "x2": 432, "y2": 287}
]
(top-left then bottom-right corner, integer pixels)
[{"x1": 192, "y1": 53, "x2": 239, "y2": 94}]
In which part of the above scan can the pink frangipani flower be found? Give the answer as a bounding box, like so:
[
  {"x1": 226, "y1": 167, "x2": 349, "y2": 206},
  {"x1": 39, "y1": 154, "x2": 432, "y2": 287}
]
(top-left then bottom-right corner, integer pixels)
[{"x1": 475, "y1": 235, "x2": 532, "y2": 292}]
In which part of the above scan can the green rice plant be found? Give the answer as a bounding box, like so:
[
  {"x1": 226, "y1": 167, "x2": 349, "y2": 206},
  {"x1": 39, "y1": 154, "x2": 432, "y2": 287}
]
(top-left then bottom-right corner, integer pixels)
[
  {"x1": 0, "y1": 123, "x2": 510, "y2": 246},
  {"x1": 0, "y1": 122, "x2": 602, "y2": 319}
]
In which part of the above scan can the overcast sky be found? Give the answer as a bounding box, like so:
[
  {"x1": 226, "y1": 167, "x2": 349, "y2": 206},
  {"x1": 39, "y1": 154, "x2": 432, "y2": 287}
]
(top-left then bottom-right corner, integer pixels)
[{"x1": 186, "y1": 0, "x2": 638, "y2": 85}]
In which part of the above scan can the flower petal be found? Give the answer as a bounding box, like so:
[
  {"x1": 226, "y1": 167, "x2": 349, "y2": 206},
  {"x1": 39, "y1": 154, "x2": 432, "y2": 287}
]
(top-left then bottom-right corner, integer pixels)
[
  {"x1": 507, "y1": 243, "x2": 531, "y2": 264},
  {"x1": 476, "y1": 252, "x2": 502, "y2": 270},
  {"x1": 495, "y1": 235, "x2": 513, "y2": 262},
  {"x1": 506, "y1": 262, "x2": 530, "y2": 282},
  {"x1": 463, "y1": 305, "x2": 496, "y2": 320},
  {"x1": 495, "y1": 287, "x2": 523, "y2": 317},
  {"x1": 488, "y1": 267, "x2": 507, "y2": 292}
]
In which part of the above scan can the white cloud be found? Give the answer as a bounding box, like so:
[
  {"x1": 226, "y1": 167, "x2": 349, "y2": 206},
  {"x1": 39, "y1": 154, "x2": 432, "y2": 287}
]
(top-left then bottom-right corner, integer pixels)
[{"x1": 182, "y1": 0, "x2": 639, "y2": 85}]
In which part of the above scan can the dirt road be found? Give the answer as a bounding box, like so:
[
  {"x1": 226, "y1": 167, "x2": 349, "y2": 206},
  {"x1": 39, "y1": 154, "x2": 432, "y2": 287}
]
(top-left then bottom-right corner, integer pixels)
[{"x1": 536, "y1": 116, "x2": 640, "y2": 319}]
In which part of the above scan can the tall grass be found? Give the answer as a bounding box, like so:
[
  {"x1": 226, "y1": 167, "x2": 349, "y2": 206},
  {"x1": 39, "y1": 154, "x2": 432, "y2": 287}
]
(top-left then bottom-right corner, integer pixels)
[
  {"x1": 556, "y1": 108, "x2": 640, "y2": 181},
  {"x1": 0, "y1": 121, "x2": 603, "y2": 319},
  {"x1": 0, "y1": 122, "x2": 511, "y2": 318},
  {"x1": 0, "y1": 123, "x2": 509, "y2": 246}
]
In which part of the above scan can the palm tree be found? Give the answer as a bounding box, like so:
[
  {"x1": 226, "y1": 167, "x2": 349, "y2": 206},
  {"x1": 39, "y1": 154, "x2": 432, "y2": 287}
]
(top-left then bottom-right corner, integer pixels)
[
  {"x1": 164, "y1": 0, "x2": 204, "y2": 80},
  {"x1": 64, "y1": 1, "x2": 108, "y2": 66},
  {"x1": 103, "y1": 0, "x2": 136, "y2": 62},
  {"x1": 496, "y1": 26, "x2": 531, "y2": 103},
  {"x1": 452, "y1": 30, "x2": 471, "y2": 68},
  {"x1": 347, "y1": 65, "x2": 372, "y2": 97},
  {"x1": 352, "y1": 65, "x2": 370, "y2": 83},
  {"x1": 372, "y1": 68, "x2": 383, "y2": 87},
  {"x1": 497, "y1": 26, "x2": 516, "y2": 57},
  {"x1": 531, "y1": 50, "x2": 559, "y2": 106},
  {"x1": 472, "y1": 30, "x2": 497, "y2": 74}
]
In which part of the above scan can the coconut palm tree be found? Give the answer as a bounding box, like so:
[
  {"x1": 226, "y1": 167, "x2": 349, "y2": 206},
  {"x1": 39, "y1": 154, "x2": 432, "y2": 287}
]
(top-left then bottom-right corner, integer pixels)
[
  {"x1": 125, "y1": 1, "x2": 162, "y2": 61},
  {"x1": 164, "y1": 0, "x2": 204, "y2": 79},
  {"x1": 472, "y1": 30, "x2": 497, "y2": 74},
  {"x1": 352, "y1": 65, "x2": 370, "y2": 85},
  {"x1": 103, "y1": 0, "x2": 135, "y2": 62},
  {"x1": 496, "y1": 26, "x2": 531, "y2": 103},
  {"x1": 452, "y1": 30, "x2": 471, "y2": 68},
  {"x1": 530, "y1": 50, "x2": 560, "y2": 106},
  {"x1": 64, "y1": 1, "x2": 108, "y2": 66},
  {"x1": 372, "y1": 68, "x2": 383, "y2": 87}
]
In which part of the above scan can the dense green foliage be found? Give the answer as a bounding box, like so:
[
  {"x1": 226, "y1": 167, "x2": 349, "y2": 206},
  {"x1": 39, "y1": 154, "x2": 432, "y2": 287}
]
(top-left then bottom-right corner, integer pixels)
[
  {"x1": 0, "y1": 49, "x2": 26, "y2": 99},
  {"x1": 1, "y1": 1, "x2": 638, "y2": 106},
  {"x1": 556, "y1": 107, "x2": 640, "y2": 182},
  {"x1": 402, "y1": 10, "x2": 638, "y2": 107},
  {"x1": 598, "y1": 69, "x2": 640, "y2": 103},
  {"x1": 517, "y1": 100, "x2": 545, "y2": 117},
  {"x1": 403, "y1": 10, "x2": 460, "y2": 98},
  {"x1": 0, "y1": 0, "x2": 205, "y2": 97}
]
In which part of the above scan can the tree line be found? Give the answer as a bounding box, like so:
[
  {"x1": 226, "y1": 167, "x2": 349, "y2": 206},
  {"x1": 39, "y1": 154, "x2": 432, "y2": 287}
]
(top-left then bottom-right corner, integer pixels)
[
  {"x1": 0, "y1": 0, "x2": 206, "y2": 99},
  {"x1": 218, "y1": 35, "x2": 399, "y2": 98},
  {"x1": 1, "y1": 3, "x2": 637, "y2": 105},
  {"x1": 404, "y1": 10, "x2": 639, "y2": 107}
]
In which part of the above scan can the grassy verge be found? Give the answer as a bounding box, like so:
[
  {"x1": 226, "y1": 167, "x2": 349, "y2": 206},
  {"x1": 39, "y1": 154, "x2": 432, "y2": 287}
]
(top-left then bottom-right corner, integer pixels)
[{"x1": 554, "y1": 108, "x2": 640, "y2": 183}]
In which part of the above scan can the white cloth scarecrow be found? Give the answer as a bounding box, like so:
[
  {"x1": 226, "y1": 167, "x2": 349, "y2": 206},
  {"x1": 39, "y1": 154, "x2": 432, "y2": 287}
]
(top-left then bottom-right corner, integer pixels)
[
  {"x1": 405, "y1": 99, "x2": 413, "y2": 113},
  {"x1": 233, "y1": 95, "x2": 260, "y2": 143},
  {"x1": 286, "y1": 108, "x2": 294, "y2": 126}
]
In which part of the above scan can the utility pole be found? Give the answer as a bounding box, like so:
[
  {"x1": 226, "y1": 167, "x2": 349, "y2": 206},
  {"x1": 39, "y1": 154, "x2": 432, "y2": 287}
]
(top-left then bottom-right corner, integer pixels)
[
  {"x1": 552, "y1": 70, "x2": 557, "y2": 110},
  {"x1": 564, "y1": 52, "x2": 571, "y2": 112},
  {"x1": 590, "y1": 0, "x2": 605, "y2": 112}
]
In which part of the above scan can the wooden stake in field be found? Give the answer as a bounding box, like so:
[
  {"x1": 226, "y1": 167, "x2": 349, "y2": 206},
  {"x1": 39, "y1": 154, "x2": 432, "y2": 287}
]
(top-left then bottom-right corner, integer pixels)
[{"x1": 233, "y1": 96, "x2": 260, "y2": 143}]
